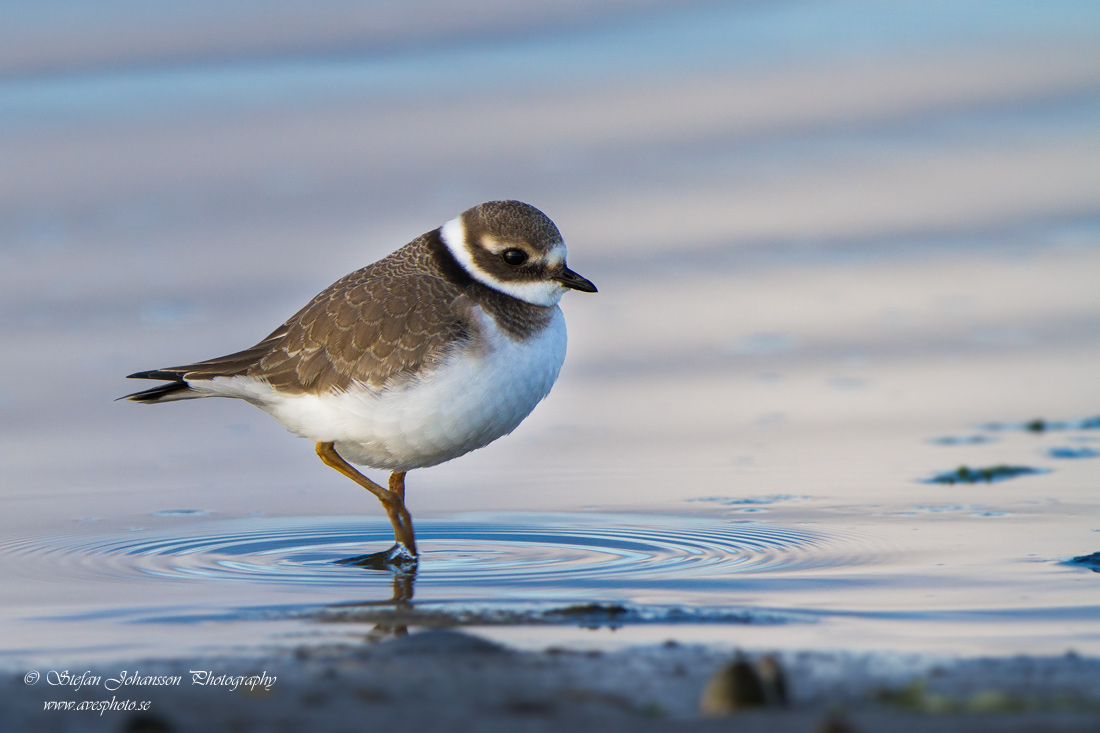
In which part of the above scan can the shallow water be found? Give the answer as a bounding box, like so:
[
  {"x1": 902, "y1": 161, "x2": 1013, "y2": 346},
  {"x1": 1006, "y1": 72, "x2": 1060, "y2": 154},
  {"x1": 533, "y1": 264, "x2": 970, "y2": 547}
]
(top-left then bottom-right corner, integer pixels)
[
  {"x1": 2, "y1": 0, "x2": 1099, "y2": 666},
  {"x1": 3, "y1": 514, "x2": 848, "y2": 592}
]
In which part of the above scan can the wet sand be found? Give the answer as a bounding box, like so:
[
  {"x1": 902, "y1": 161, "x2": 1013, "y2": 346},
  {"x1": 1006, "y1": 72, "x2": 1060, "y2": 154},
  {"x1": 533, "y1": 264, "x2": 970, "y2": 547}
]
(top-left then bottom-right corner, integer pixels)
[{"x1": 4, "y1": 630, "x2": 1099, "y2": 732}]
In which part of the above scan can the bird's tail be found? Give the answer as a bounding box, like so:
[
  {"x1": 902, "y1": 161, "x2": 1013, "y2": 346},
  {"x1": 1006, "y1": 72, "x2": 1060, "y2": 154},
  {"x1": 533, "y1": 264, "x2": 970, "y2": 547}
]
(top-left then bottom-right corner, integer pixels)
[{"x1": 122, "y1": 327, "x2": 286, "y2": 404}]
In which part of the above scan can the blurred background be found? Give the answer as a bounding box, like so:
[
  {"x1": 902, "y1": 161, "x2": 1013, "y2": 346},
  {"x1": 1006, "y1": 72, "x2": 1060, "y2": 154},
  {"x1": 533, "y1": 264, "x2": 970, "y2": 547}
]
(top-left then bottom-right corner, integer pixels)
[
  {"x1": 1, "y1": 0, "x2": 1099, "y2": 656},
  {"x1": 3, "y1": 0, "x2": 1098, "y2": 508}
]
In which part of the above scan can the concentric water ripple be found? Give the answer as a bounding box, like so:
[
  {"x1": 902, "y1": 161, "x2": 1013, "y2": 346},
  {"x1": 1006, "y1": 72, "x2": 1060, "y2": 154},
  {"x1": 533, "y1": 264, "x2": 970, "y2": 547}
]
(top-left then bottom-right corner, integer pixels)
[{"x1": 0, "y1": 514, "x2": 872, "y2": 590}]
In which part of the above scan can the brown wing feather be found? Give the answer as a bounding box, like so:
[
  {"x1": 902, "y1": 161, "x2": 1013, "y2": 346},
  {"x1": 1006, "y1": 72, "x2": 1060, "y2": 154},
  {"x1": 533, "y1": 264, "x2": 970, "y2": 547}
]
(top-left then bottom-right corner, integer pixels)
[
  {"x1": 141, "y1": 327, "x2": 287, "y2": 382},
  {"x1": 167, "y1": 235, "x2": 472, "y2": 393},
  {"x1": 131, "y1": 228, "x2": 557, "y2": 397}
]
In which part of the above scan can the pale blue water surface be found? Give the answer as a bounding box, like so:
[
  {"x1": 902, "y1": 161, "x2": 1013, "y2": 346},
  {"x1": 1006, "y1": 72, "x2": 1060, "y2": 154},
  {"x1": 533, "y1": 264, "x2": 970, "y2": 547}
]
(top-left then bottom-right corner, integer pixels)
[{"x1": 1, "y1": 0, "x2": 1099, "y2": 665}]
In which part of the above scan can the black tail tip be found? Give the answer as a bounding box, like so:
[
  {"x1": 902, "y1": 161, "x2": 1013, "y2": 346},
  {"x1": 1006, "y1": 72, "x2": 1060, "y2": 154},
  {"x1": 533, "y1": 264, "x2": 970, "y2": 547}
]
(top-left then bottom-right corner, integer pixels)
[
  {"x1": 127, "y1": 369, "x2": 185, "y2": 381},
  {"x1": 120, "y1": 381, "x2": 191, "y2": 403}
]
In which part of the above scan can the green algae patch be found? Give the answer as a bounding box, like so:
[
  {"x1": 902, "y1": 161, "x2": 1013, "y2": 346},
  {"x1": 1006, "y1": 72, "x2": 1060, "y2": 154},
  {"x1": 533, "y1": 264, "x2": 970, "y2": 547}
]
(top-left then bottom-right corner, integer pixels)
[
  {"x1": 923, "y1": 465, "x2": 1048, "y2": 485},
  {"x1": 1068, "y1": 552, "x2": 1100, "y2": 573},
  {"x1": 875, "y1": 678, "x2": 1098, "y2": 715},
  {"x1": 980, "y1": 415, "x2": 1100, "y2": 432}
]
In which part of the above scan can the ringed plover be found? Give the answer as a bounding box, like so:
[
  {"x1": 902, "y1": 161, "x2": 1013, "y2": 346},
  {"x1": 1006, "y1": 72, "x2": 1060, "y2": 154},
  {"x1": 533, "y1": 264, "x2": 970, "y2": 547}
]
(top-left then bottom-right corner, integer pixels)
[{"x1": 124, "y1": 200, "x2": 596, "y2": 568}]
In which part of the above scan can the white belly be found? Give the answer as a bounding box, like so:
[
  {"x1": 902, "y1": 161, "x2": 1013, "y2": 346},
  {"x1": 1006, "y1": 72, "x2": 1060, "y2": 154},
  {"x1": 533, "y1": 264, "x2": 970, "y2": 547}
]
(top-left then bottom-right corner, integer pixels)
[{"x1": 198, "y1": 306, "x2": 567, "y2": 472}]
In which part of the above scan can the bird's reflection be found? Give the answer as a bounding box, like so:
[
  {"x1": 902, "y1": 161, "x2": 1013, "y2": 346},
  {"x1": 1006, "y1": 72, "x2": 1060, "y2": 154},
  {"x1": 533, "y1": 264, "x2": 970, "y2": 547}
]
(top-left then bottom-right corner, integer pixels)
[
  {"x1": 388, "y1": 570, "x2": 415, "y2": 605},
  {"x1": 329, "y1": 554, "x2": 418, "y2": 641}
]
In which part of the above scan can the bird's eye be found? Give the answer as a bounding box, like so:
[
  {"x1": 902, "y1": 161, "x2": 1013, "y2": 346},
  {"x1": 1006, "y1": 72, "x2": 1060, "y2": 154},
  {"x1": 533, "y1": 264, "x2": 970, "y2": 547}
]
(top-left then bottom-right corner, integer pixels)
[{"x1": 501, "y1": 249, "x2": 528, "y2": 266}]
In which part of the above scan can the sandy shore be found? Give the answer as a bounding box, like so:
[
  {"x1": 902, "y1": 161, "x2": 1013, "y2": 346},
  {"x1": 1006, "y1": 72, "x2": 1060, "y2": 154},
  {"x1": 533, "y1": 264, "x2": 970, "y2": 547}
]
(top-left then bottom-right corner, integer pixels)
[{"x1": 4, "y1": 630, "x2": 1098, "y2": 732}]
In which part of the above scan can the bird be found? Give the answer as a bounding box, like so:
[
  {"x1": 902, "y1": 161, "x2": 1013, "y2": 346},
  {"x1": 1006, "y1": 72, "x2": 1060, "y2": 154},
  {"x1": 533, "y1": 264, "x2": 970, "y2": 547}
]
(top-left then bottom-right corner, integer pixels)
[{"x1": 124, "y1": 200, "x2": 596, "y2": 569}]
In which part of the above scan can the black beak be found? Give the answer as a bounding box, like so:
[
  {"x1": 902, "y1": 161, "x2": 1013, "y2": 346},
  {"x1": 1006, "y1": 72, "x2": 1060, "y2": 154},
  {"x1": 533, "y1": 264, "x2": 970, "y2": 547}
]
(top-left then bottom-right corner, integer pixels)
[{"x1": 554, "y1": 266, "x2": 597, "y2": 293}]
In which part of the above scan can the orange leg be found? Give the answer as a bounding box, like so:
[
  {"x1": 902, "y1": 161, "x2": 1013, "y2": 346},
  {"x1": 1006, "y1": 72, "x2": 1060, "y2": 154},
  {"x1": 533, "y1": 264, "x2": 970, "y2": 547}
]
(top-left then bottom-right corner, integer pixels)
[{"x1": 316, "y1": 442, "x2": 417, "y2": 556}]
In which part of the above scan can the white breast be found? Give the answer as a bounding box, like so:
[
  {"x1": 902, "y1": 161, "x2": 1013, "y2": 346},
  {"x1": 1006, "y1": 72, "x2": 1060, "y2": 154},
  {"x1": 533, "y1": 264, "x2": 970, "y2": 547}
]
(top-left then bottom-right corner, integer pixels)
[{"x1": 197, "y1": 306, "x2": 568, "y2": 472}]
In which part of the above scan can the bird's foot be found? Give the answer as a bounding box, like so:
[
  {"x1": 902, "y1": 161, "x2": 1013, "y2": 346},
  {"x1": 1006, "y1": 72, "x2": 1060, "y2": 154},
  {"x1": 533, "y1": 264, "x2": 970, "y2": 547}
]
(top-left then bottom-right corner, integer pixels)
[{"x1": 336, "y1": 542, "x2": 419, "y2": 572}]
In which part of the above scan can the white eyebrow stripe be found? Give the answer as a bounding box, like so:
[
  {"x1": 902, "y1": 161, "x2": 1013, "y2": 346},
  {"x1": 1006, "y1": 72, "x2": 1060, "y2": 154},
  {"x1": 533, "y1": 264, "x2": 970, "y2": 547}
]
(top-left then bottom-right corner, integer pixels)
[
  {"x1": 480, "y1": 236, "x2": 508, "y2": 255},
  {"x1": 544, "y1": 242, "x2": 566, "y2": 269}
]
